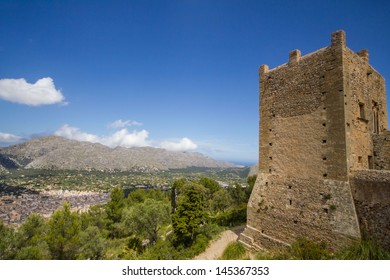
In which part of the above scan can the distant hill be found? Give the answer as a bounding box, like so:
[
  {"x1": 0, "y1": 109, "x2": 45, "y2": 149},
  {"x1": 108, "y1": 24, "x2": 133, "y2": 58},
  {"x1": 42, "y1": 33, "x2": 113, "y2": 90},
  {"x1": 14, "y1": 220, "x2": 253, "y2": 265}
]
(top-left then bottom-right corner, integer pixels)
[
  {"x1": 248, "y1": 164, "x2": 258, "y2": 176},
  {"x1": 0, "y1": 136, "x2": 235, "y2": 172}
]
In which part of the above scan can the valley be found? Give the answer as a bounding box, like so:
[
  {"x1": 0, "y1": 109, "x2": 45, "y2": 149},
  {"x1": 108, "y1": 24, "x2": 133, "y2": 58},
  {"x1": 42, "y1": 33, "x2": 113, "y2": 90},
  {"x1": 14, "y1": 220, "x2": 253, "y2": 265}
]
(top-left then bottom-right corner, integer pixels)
[{"x1": 0, "y1": 167, "x2": 250, "y2": 227}]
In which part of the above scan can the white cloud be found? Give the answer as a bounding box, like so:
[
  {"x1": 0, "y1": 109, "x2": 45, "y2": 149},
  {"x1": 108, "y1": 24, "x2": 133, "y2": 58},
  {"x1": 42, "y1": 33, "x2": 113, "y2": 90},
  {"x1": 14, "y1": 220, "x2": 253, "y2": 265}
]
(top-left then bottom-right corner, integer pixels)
[
  {"x1": 54, "y1": 124, "x2": 100, "y2": 143},
  {"x1": 0, "y1": 77, "x2": 65, "y2": 106},
  {"x1": 0, "y1": 132, "x2": 22, "y2": 143},
  {"x1": 101, "y1": 129, "x2": 149, "y2": 148},
  {"x1": 55, "y1": 124, "x2": 197, "y2": 152},
  {"x1": 108, "y1": 119, "x2": 143, "y2": 129},
  {"x1": 54, "y1": 124, "x2": 150, "y2": 148},
  {"x1": 160, "y1": 137, "x2": 198, "y2": 152}
]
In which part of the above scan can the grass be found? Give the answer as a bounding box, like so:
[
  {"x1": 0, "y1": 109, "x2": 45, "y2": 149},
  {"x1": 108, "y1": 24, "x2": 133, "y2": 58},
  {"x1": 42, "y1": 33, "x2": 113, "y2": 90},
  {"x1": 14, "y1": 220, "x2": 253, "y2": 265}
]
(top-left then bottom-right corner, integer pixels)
[
  {"x1": 224, "y1": 238, "x2": 390, "y2": 260},
  {"x1": 220, "y1": 241, "x2": 249, "y2": 260},
  {"x1": 336, "y1": 239, "x2": 390, "y2": 260}
]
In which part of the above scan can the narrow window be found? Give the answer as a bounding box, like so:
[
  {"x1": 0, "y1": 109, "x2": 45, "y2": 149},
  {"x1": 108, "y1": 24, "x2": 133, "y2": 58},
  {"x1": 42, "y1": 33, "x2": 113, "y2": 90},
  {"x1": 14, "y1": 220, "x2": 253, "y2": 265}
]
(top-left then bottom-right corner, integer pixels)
[
  {"x1": 373, "y1": 101, "x2": 379, "y2": 134},
  {"x1": 358, "y1": 156, "x2": 362, "y2": 163},
  {"x1": 359, "y1": 102, "x2": 366, "y2": 119},
  {"x1": 368, "y1": 156, "x2": 374, "y2": 169}
]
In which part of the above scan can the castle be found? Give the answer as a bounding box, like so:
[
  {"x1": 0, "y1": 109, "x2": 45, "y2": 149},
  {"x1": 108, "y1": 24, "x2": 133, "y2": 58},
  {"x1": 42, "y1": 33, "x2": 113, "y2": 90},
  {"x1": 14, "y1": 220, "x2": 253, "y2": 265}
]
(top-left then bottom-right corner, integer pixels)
[{"x1": 240, "y1": 30, "x2": 390, "y2": 251}]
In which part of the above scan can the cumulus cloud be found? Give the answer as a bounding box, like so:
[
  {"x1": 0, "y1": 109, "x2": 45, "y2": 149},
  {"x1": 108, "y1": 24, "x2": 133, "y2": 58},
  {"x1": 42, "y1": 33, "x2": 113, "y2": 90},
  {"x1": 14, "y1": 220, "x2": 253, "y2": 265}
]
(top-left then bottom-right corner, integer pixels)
[
  {"x1": 0, "y1": 77, "x2": 65, "y2": 106},
  {"x1": 160, "y1": 137, "x2": 198, "y2": 152},
  {"x1": 101, "y1": 129, "x2": 149, "y2": 147},
  {"x1": 0, "y1": 132, "x2": 22, "y2": 143},
  {"x1": 54, "y1": 124, "x2": 100, "y2": 143},
  {"x1": 108, "y1": 119, "x2": 143, "y2": 129},
  {"x1": 55, "y1": 124, "x2": 150, "y2": 148},
  {"x1": 55, "y1": 124, "x2": 197, "y2": 152}
]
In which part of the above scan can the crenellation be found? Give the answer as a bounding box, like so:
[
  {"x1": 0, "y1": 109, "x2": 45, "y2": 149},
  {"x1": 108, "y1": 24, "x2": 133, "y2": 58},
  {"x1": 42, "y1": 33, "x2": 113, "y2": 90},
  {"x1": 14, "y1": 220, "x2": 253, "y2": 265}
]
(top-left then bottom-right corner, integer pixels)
[
  {"x1": 357, "y1": 49, "x2": 369, "y2": 63},
  {"x1": 331, "y1": 30, "x2": 346, "y2": 48},
  {"x1": 289, "y1": 49, "x2": 301, "y2": 64},
  {"x1": 241, "y1": 30, "x2": 390, "y2": 251}
]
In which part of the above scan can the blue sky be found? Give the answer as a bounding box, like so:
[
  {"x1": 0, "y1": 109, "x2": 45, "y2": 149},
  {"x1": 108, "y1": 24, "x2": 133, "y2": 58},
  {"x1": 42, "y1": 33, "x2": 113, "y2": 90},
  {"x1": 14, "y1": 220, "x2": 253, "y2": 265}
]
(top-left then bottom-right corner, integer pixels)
[{"x1": 0, "y1": 0, "x2": 390, "y2": 165}]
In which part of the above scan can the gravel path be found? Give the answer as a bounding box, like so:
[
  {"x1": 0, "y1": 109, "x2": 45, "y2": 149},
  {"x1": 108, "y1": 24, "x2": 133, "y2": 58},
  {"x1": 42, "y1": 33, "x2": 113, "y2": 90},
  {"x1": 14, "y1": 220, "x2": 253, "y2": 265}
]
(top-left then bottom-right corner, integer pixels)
[{"x1": 194, "y1": 225, "x2": 246, "y2": 260}]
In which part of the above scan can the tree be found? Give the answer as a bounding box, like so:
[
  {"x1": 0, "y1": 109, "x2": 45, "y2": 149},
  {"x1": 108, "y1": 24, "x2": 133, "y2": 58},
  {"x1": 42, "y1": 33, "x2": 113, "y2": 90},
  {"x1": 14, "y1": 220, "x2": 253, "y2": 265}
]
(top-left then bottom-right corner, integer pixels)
[
  {"x1": 246, "y1": 175, "x2": 257, "y2": 200},
  {"x1": 15, "y1": 214, "x2": 51, "y2": 260},
  {"x1": 106, "y1": 186, "x2": 125, "y2": 224},
  {"x1": 46, "y1": 202, "x2": 81, "y2": 259},
  {"x1": 0, "y1": 220, "x2": 16, "y2": 259},
  {"x1": 170, "y1": 178, "x2": 187, "y2": 213},
  {"x1": 210, "y1": 188, "x2": 233, "y2": 213},
  {"x1": 171, "y1": 182, "x2": 208, "y2": 246},
  {"x1": 199, "y1": 177, "x2": 221, "y2": 194},
  {"x1": 106, "y1": 186, "x2": 126, "y2": 237},
  {"x1": 127, "y1": 188, "x2": 146, "y2": 205},
  {"x1": 77, "y1": 226, "x2": 106, "y2": 260},
  {"x1": 122, "y1": 198, "x2": 170, "y2": 244}
]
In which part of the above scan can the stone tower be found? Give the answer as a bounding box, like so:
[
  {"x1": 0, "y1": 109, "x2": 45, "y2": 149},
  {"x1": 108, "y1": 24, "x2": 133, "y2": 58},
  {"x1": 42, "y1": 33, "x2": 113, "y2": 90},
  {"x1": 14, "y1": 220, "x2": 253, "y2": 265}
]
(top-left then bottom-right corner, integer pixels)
[{"x1": 240, "y1": 30, "x2": 390, "y2": 250}]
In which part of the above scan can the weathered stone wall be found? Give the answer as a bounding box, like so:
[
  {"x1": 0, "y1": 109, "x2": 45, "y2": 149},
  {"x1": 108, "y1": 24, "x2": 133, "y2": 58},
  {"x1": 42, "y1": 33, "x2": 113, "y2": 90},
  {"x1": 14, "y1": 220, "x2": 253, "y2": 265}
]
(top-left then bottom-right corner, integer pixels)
[
  {"x1": 244, "y1": 173, "x2": 360, "y2": 250},
  {"x1": 373, "y1": 131, "x2": 390, "y2": 170},
  {"x1": 343, "y1": 46, "x2": 388, "y2": 171},
  {"x1": 259, "y1": 34, "x2": 348, "y2": 181},
  {"x1": 350, "y1": 170, "x2": 390, "y2": 250}
]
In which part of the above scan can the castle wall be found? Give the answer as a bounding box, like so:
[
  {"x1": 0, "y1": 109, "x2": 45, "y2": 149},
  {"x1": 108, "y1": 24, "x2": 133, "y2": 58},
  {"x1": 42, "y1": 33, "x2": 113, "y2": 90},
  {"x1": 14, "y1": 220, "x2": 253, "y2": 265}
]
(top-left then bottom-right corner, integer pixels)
[
  {"x1": 343, "y1": 47, "x2": 388, "y2": 171},
  {"x1": 259, "y1": 41, "x2": 348, "y2": 180},
  {"x1": 350, "y1": 170, "x2": 390, "y2": 250},
  {"x1": 373, "y1": 131, "x2": 390, "y2": 170},
  {"x1": 245, "y1": 174, "x2": 360, "y2": 250}
]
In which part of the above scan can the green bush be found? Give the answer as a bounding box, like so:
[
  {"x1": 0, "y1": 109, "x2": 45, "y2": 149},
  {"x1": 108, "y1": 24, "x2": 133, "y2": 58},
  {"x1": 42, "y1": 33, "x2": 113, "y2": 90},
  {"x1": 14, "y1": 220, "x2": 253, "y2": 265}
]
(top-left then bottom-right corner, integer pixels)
[{"x1": 212, "y1": 205, "x2": 247, "y2": 227}]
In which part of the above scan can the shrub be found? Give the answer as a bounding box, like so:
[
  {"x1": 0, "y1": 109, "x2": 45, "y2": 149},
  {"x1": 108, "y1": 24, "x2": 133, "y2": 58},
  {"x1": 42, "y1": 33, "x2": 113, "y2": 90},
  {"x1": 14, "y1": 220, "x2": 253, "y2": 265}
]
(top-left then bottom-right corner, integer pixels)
[{"x1": 212, "y1": 205, "x2": 247, "y2": 227}]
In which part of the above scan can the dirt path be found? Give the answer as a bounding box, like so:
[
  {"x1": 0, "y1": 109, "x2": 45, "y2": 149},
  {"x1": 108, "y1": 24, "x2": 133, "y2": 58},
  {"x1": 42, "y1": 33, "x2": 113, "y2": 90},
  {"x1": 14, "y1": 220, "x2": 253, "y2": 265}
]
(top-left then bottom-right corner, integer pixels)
[{"x1": 193, "y1": 225, "x2": 246, "y2": 260}]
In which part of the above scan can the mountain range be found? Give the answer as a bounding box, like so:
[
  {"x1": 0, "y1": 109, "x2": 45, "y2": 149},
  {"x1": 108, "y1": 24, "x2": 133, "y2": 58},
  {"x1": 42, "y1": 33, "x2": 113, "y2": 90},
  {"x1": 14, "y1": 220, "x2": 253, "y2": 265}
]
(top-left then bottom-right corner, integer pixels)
[{"x1": 0, "y1": 136, "x2": 235, "y2": 172}]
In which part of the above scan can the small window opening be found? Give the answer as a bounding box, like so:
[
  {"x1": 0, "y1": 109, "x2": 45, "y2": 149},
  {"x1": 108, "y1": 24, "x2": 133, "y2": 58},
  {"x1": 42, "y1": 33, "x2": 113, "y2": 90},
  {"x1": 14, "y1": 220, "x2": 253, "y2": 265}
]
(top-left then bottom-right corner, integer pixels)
[
  {"x1": 323, "y1": 208, "x2": 329, "y2": 214},
  {"x1": 373, "y1": 101, "x2": 379, "y2": 134},
  {"x1": 289, "y1": 199, "x2": 292, "y2": 206},
  {"x1": 323, "y1": 174, "x2": 328, "y2": 178},
  {"x1": 269, "y1": 156, "x2": 273, "y2": 160},
  {"x1": 368, "y1": 156, "x2": 374, "y2": 169},
  {"x1": 322, "y1": 140, "x2": 327, "y2": 144},
  {"x1": 269, "y1": 143, "x2": 272, "y2": 146},
  {"x1": 323, "y1": 157, "x2": 327, "y2": 161},
  {"x1": 359, "y1": 102, "x2": 366, "y2": 119},
  {"x1": 322, "y1": 123, "x2": 326, "y2": 127},
  {"x1": 358, "y1": 156, "x2": 362, "y2": 163}
]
